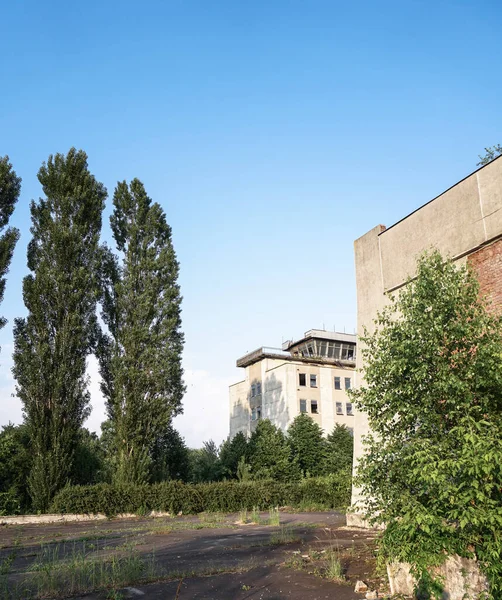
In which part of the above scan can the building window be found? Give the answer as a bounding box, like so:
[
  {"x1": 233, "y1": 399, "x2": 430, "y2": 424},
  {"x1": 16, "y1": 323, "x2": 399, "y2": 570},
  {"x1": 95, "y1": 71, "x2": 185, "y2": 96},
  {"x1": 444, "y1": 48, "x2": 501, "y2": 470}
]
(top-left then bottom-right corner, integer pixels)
[
  {"x1": 344, "y1": 377, "x2": 351, "y2": 390},
  {"x1": 256, "y1": 382, "x2": 261, "y2": 395},
  {"x1": 256, "y1": 406, "x2": 262, "y2": 420},
  {"x1": 299, "y1": 373, "x2": 306, "y2": 386},
  {"x1": 336, "y1": 402, "x2": 343, "y2": 415},
  {"x1": 310, "y1": 374, "x2": 317, "y2": 388},
  {"x1": 300, "y1": 399, "x2": 307, "y2": 413},
  {"x1": 346, "y1": 402, "x2": 353, "y2": 415},
  {"x1": 334, "y1": 376, "x2": 341, "y2": 390},
  {"x1": 251, "y1": 407, "x2": 257, "y2": 421},
  {"x1": 251, "y1": 384, "x2": 256, "y2": 398},
  {"x1": 311, "y1": 400, "x2": 319, "y2": 414}
]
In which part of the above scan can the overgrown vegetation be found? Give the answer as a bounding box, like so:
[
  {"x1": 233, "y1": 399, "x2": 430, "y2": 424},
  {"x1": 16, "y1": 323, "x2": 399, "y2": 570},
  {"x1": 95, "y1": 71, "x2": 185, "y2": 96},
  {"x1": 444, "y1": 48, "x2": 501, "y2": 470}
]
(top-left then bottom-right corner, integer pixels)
[
  {"x1": 50, "y1": 474, "x2": 351, "y2": 516},
  {"x1": 352, "y1": 250, "x2": 502, "y2": 598}
]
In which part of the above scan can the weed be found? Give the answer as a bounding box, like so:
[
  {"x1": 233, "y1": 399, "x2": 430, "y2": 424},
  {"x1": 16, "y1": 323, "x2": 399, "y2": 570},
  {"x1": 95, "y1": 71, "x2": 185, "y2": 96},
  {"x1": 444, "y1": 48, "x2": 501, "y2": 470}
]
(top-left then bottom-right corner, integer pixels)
[
  {"x1": 268, "y1": 507, "x2": 280, "y2": 526},
  {"x1": 269, "y1": 526, "x2": 300, "y2": 545},
  {"x1": 239, "y1": 508, "x2": 248, "y2": 524},
  {"x1": 324, "y1": 548, "x2": 344, "y2": 581},
  {"x1": 198, "y1": 512, "x2": 225, "y2": 524},
  {"x1": 284, "y1": 552, "x2": 305, "y2": 570},
  {"x1": 250, "y1": 507, "x2": 260, "y2": 524}
]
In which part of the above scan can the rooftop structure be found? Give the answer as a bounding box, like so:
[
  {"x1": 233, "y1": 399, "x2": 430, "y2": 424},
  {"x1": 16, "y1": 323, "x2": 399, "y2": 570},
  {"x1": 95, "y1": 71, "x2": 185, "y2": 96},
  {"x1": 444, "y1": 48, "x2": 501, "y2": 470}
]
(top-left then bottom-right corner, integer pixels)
[{"x1": 230, "y1": 329, "x2": 357, "y2": 439}]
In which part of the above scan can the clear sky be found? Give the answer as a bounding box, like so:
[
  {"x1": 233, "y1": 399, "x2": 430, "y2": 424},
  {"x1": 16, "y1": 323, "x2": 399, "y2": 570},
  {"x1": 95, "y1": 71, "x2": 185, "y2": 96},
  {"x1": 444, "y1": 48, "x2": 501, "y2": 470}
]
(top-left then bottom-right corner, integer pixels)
[{"x1": 0, "y1": 0, "x2": 500, "y2": 446}]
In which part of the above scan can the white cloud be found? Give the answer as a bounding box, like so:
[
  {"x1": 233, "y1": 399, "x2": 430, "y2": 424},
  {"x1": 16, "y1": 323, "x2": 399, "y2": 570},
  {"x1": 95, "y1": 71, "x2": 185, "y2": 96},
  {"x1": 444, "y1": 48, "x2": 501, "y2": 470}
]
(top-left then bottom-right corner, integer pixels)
[
  {"x1": 0, "y1": 344, "x2": 22, "y2": 427},
  {"x1": 84, "y1": 355, "x2": 107, "y2": 434},
  {"x1": 1, "y1": 349, "x2": 230, "y2": 450},
  {"x1": 174, "y1": 368, "x2": 231, "y2": 448}
]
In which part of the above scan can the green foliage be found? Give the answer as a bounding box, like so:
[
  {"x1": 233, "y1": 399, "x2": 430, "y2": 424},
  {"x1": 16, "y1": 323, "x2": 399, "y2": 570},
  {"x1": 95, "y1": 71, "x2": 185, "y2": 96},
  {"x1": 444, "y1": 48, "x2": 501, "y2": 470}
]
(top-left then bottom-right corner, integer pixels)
[
  {"x1": 324, "y1": 424, "x2": 353, "y2": 475},
  {"x1": 287, "y1": 413, "x2": 327, "y2": 477},
  {"x1": 477, "y1": 144, "x2": 502, "y2": 166},
  {"x1": 0, "y1": 156, "x2": 20, "y2": 334},
  {"x1": 188, "y1": 440, "x2": 223, "y2": 483},
  {"x1": 50, "y1": 474, "x2": 351, "y2": 516},
  {"x1": 352, "y1": 250, "x2": 502, "y2": 597},
  {"x1": 150, "y1": 423, "x2": 190, "y2": 482},
  {"x1": 0, "y1": 423, "x2": 31, "y2": 513},
  {"x1": 13, "y1": 149, "x2": 106, "y2": 512},
  {"x1": 248, "y1": 419, "x2": 298, "y2": 481},
  {"x1": 98, "y1": 179, "x2": 185, "y2": 485},
  {"x1": 236, "y1": 455, "x2": 251, "y2": 482},
  {"x1": 219, "y1": 431, "x2": 248, "y2": 479},
  {"x1": 71, "y1": 429, "x2": 107, "y2": 486}
]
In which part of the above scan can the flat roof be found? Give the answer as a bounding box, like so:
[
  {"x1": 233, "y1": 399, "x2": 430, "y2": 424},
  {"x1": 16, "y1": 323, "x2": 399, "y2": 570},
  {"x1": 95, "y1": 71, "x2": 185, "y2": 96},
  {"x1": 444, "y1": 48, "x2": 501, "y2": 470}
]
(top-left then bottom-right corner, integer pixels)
[{"x1": 236, "y1": 346, "x2": 356, "y2": 369}]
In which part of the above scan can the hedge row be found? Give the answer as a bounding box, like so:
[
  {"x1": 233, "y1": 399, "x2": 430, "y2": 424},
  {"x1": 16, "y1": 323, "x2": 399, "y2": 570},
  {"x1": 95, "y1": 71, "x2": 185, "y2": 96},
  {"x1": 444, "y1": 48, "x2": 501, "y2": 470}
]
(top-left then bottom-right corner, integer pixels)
[{"x1": 50, "y1": 473, "x2": 351, "y2": 516}]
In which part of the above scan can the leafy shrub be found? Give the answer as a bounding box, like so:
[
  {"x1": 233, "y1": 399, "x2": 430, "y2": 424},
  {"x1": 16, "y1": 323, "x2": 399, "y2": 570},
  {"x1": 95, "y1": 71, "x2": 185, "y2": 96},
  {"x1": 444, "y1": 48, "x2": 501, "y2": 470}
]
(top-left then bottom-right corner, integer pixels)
[
  {"x1": 50, "y1": 474, "x2": 351, "y2": 516},
  {"x1": 0, "y1": 489, "x2": 21, "y2": 516}
]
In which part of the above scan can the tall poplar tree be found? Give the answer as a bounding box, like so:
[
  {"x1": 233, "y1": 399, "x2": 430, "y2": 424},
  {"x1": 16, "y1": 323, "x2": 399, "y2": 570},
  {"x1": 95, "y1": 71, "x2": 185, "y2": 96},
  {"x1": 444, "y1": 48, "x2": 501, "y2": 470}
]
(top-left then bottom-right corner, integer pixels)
[
  {"x1": 0, "y1": 156, "x2": 21, "y2": 337},
  {"x1": 13, "y1": 149, "x2": 106, "y2": 511},
  {"x1": 99, "y1": 179, "x2": 184, "y2": 484}
]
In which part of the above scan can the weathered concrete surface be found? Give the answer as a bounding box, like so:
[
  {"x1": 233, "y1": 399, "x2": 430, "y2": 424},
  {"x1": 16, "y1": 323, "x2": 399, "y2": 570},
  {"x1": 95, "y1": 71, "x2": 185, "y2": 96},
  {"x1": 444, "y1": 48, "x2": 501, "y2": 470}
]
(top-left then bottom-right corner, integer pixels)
[
  {"x1": 387, "y1": 556, "x2": 489, "y2": 599},
  {"x1": 75, "y1": 565, "x2": 362, "y2": 599},
  {"x1": 1, "y1": 511, "x2": 384, "y2": 600}
]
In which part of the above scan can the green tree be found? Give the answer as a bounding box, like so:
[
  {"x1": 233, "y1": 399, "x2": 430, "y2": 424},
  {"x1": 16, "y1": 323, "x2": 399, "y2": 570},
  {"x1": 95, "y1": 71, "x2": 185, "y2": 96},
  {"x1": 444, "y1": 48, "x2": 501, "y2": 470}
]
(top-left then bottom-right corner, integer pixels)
[
  {"x1": 287, "y1": 414, "x2": 326, "y2": 477},
  {"x1": 99, "y1": 179, "x2": 185, "y2": 484},
  {"x1": 13, "y1": 149, "x2": 106, "y2": 511},
  {"x1": 248, "y1": 419, "x2": 296, "y2": 481},
  {"x1": 0, "y1": 423, "x2": 32, "y2": 513},
  {"x1": 352, "y1": 250, "x2": 502, "y2": 596},
  {"x1": 150, "y1": 423, "x2": 190, "y2": 482},
  {"x1": 219, "y1": 431, "x2": 248, "y2": 479},
  {"x1": 324, "y1": 424, "x2": 353, "y2": 475},
  {"x1": 71, "y1": 428, "x2": 106, "y2": 485},
  {"x1": 477, "y1": 144, "x2": 502, "y2": 166},
  {"x1": 188, "y1": 440, "x2": 222, "y2": 483},
  {"x1": 0, "y1": 156, "x2": 21, "y2": 337}
]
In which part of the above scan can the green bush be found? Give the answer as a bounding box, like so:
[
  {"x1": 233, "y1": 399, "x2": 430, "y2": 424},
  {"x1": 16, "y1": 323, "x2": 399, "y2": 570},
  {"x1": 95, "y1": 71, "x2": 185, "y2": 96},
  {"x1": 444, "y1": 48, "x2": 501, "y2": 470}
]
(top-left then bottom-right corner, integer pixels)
[
  {"x1": 50, "y1": 474, "x2": 351, "y2": 516},
  {"x1": 0, "y1": 489, "x2": 22, "y2": 516}
]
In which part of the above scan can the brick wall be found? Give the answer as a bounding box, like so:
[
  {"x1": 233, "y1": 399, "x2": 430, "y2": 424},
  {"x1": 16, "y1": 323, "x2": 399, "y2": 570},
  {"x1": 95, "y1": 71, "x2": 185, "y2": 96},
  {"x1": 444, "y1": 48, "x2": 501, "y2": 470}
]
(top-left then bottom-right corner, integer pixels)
[{"x1": 468, "y1": 238, "x2": 502, "y2": 314}]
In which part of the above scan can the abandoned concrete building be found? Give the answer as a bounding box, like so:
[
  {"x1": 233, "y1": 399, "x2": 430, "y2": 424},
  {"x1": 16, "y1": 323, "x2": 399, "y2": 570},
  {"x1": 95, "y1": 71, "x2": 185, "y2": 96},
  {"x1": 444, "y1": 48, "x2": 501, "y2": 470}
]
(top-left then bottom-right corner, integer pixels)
[
  {"x1": 351, "y1": 154, "x2": 502, "y2": 516},
  {"x1": 350, "y1": 156, "x2": 502, "y2": 597},
  {"x1": 229, "y1": 329, "x2": 357, "y2": 439}
]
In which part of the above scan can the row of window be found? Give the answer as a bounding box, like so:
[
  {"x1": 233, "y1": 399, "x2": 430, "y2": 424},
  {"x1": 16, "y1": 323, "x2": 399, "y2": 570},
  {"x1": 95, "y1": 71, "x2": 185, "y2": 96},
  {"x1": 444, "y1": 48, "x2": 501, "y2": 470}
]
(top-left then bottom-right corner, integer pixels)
[
  {"x1": 251, "y1": 401, "x2": 355, "y2": 422},
  {"x1": 337, "y1": 401, "x2": 353, "y2": 415},
  {"x1": 294, "y1": 341, "x2": 356, "y2": 361},
  {"x1": 300, "y1": 399, "x2": 354, "y2": 416},
  {"x1": 250, "y1": 382, "x2": 262, "y2": 397},
  {"x1": 251, "y1": 406, "x2": 262, "y2": 421},
  {"x1": 298, "y1": 373, "x2": 351, "y2": 390},
  {"x1": 335, "y1": 376, "x2": 351, "y2": 390}
]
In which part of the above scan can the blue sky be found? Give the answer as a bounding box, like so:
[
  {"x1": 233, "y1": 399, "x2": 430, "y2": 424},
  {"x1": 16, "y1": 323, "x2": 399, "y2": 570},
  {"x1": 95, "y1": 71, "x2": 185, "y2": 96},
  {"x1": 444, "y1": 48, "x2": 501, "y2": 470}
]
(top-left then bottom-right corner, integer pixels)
[{"x1": 0, "y1": 0, "x2": 501, "y2": 445}]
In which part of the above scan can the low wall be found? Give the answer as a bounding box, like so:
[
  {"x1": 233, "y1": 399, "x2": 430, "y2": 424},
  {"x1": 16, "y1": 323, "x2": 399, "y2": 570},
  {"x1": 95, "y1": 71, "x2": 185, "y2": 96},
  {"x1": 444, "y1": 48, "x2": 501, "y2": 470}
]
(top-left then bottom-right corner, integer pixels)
[{"x1": 0, "y1": 511, "x2": 170, "y2": 526}]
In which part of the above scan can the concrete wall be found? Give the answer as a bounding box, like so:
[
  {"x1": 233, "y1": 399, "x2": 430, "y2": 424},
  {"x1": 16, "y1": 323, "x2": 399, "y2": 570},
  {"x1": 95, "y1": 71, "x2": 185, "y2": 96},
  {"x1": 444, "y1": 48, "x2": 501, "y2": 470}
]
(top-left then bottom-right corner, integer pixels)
[
  {"x1": 351, "y1": 155, "x2": 502, "y2": 510},
  {"x1": 229, "y1": 379, "x2": 248, "y2": 437}
]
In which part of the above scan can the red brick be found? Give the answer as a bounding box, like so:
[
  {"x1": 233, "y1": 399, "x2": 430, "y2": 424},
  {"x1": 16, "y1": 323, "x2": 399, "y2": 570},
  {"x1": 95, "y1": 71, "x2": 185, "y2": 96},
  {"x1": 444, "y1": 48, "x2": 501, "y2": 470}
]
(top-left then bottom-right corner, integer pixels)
[{"x1": 468, "y1": 239, "x2": 502, "y2": 314}]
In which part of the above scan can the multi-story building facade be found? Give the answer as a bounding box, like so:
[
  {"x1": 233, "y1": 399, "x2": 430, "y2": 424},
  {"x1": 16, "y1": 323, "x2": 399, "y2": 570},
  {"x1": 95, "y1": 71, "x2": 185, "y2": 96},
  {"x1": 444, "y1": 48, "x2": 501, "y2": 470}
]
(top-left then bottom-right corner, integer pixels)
[{"x1": 229, "y1": 329, "x2": 356, "y2": 438}]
